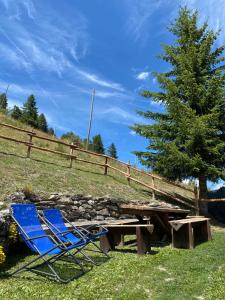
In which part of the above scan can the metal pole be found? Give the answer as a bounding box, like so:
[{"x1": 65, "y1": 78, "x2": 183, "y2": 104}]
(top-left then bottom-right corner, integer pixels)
[
  {"x1": 86, "y1": 89, "x2": 95, "y2": 150},
  {"x1": 5, "y1": 84, "x2": 10, "y2": 96}
]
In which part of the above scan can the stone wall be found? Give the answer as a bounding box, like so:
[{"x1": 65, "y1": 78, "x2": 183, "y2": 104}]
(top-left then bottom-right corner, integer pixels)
[{"x1": 6, "y1": 192, "x2": 136, "y2": 222}]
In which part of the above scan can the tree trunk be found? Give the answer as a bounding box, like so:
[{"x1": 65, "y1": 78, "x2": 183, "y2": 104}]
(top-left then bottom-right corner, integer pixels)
[{"x1": 198, "y1": 173, "x2": 208, "y2": 216}]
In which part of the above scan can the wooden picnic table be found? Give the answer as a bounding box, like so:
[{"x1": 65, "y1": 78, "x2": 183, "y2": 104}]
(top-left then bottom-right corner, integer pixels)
[{"x1": 120, "y1": 204, "x2": 190, "y2": 242}]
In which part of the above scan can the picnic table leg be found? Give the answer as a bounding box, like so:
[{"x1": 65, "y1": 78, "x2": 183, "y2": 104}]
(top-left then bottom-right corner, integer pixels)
[
  {"x1": 100, "y1": 235, "x2": 112, "y2": 253},
  {"x1": 194, "y1": 220, "x2": 212, "y2": 244},
  {"x1": 119, "y1": 234, "x2": 125, "y2": 247},
  {"x1": 100, "y1": 230, "x2": 118, "y2": 252},
  {"x1": 136, "y1": 227, "x2": 151, "y2": 255},
  {"x1": 172, "y1": 223, "x2": 194, "y2": 249}
]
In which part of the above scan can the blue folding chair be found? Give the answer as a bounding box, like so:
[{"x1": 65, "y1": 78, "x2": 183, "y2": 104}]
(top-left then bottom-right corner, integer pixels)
[
  {"x1": 10, "y1": 204, "x2": 90, "y2": 283},
  {"x1": 42, "y1": 208, "x2": 109, "y2": 264}
]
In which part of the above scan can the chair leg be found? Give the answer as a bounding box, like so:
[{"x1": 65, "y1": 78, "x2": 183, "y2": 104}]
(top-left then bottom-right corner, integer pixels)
[{"x1": 10, "y1": 248, "x2": 86, "y2": 283}]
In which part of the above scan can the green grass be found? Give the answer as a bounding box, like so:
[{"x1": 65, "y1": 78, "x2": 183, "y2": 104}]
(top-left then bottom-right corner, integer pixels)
[{"x1": 1, "y1": 231, "x2": 225, "y2": 300}]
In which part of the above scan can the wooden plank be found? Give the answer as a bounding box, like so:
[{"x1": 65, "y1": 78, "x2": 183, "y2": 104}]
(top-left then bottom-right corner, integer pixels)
[
  {"x1": 106, "y1": 219, "x2": 139, "y2": 225},
  {"x1": 127, "y1": 177, "x2": 196, "y2": 209},
  {"x1": 0, "y1": 122, "x2": 34, "y2": 134},
  {"x1": 0, "y1": 134, "x2": 32, "y2": 146},
  {"x1": 200, "y1": 198, "x2": 225, "y2": 202},
  {"x1": 120, "y1": 204, "x2": 190, "y2": 214},
  {"x1": 104, "y1": 224, "x2": 154, "y2": 229},
  {"x1": 170, "y1": 217, "x2": 210, "y2": 225},
  {"x1": 129, "y1": 165, "x2": 195, "y2": 193}
]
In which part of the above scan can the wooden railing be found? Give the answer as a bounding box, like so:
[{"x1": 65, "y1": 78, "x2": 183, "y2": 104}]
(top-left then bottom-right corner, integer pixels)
[{"x1": 0, "y1": 122, "x2": 198, "y2": 210}]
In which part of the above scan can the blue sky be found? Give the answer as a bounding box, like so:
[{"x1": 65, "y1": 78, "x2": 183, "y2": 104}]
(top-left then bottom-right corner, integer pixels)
[{"x1": 0, "y1": 0, "x2": 225, "y2": 186}]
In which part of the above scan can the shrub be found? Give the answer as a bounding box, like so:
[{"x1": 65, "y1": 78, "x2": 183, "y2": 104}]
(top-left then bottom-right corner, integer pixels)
[
  {"x1": 0, "y1": 246, "x2": 6, "y2": 265},
  {"x1": 22, "y1": 184, "x2": 33, "y2": 198}
]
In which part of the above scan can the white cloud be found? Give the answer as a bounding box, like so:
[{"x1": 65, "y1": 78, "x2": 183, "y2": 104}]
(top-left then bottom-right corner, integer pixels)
[
  {"x1": 129, "y1": 130, "x2": 136, "y2": 136},
  {"x1": 98, "y1": 106, "x2": 144, "y2": 125},
  {"x1": 77, "y1": 70, "x2": 125, "y2": 92},
  {"x1": 136, "y1": 72, "x2": 150, "y2": 80},
  {"x1": 0, "y1": 0, "x2": 36, "y2": 19},
  {"x1": 152, "y1": 77, "x2": 157, "y2": 84}
]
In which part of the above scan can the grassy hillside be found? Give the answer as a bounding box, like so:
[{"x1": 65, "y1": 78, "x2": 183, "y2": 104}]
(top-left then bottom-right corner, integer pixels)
[
  {"x1": 0, "y1": 113, "x2": 194, "y2": 205},
  {"x1": 0, "y1": 113, "x2": 154, "y2": 202}
]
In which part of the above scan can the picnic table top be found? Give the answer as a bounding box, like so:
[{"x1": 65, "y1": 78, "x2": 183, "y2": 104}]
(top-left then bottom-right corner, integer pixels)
[{"x1": 120, "y1": 204, "x2": 190, "y2": 214}]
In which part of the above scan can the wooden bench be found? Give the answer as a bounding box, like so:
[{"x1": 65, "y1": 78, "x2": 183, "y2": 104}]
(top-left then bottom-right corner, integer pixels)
[
  {"x1": 169, "y1": 217, "x2": 212, "y2": 249},
  {"x1": 99, "y1": 221, "x2": 154, "y2": 255}
]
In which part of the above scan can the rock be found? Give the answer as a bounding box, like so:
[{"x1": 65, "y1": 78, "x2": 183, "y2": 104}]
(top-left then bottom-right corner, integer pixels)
[
  {"x1": 71, "y1": 205, "x2": 79, "y2": 210},
  {"x1": 82, "y1": 204, "x2": 92, "y2": 210},
  {"x1": 88, "y1": 200, "x2": 95, "y2": 206},
  {"x1": 0, "y1": 209, "x2": 10, "y2": 217},
  {"x1": 8, "y1": 192, "x2": 25, "y2": 203},
  {"x1": 78, "y1": 206, "x2": 86, "y2": 212},
  {"x1": 95, "y1": 215, "x2": 104, "y2": 221},
  {"x1": 58, "y1": 197, "x2": 73, "y2": 205},
  {"x1": 98, "y1": 208, "x2": 109, "y2": 216}
]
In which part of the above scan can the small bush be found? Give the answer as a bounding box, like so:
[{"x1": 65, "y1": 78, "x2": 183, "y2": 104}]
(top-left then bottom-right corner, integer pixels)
[
  {"x1": 22, "y1": 184, "x2": 33, "y2": 198},
  {"x1": 8, "y1": 222, "x2": 18, "y2": 242},
  {"x1": 0, "y1": 245, "x2": 6, "y2": 265}
]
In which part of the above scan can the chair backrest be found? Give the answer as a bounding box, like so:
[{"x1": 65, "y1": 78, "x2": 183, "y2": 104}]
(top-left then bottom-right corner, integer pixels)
[
  {"x1": 43, "y1": 208, "x2": 81, "y2": 244},
  {"x1": 11, "y1": 204, "x2": 58, "y2": 255}
]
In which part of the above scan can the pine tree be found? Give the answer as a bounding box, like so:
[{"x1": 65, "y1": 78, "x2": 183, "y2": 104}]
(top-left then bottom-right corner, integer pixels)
[
  {"x1": 108, "y1": 143, "x2": 118, "y2": 159},
  {"x1": 22, "y1": 94, "x2": 38, "y2": 127},
  {"x1": 11, "y1": 105, "x2": 22, "y2": 120},
  {"x1": 92, "y1": 134, "x2": 105, "y2": 154},
  {"x1": 48, "y1": 127, "x2": 55, "y2": 136},
  {"x1": 37, "y1": 113, "x2": 48, "y2": 132},
  {"x1": 0, "y1": 93, "x2": 8, "y2": 110},
  {"x1": 131, "y1": 7, "x2": 225, "y2": 215}
]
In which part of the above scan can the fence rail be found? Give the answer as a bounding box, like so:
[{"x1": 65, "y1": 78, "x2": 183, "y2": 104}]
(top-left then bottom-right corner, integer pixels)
[{"x1": 0, "y1": 122, "x2": 198, "y2": 210}]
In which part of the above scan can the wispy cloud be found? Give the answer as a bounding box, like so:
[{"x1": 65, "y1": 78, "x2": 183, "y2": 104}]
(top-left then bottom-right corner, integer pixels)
[
  {"x1": 123, "y1": 0, "x2": 164, "y2": 42},
  {"x1": 77, "y1": 70, "x2": 125, "y2": 92},
  {"x1": 69, "y1": 85, "x2": 132, "y2": 101},
  {"x1": 98, "y1": 106, "x2": 144, "y2": 125},
  {"x1": 1, "y1": 0, "x2": 36, "y2": 19},
  {"x1": 0, "y1": 0, "x2": 89, "y2": 75},
  {"x1": 136, "y1": 71, "x2": 150, "y2": 80}
]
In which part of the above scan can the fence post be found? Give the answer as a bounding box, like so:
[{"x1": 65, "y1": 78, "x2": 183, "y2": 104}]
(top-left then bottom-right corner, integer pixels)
[
  {"x1": 27, "y1": 132, "x2": 34, "y2": 158},
  {"x1": 151, "y1": 176, "x2": 156, "y2": 201},
  {"x1": 104, "y1": 156, "x2": 108, "y2": 175},
  {"x1": 127, "y1": 161, "x2": 131, "y2": 184},
  {"x1": 194, "y1": 185, "x2": 199, "y2": 215},
  {"x1": 69, "y1": 143, "x2": 74, "y2": 168}
]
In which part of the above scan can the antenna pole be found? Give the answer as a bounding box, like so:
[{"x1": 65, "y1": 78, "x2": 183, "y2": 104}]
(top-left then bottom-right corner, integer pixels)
[{"x1": 86, "y1": 88, "x2": 95, "y2": 150}]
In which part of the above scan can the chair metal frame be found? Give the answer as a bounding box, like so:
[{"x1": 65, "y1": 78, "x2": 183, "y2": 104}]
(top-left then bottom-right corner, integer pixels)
[
  {"x1": 41, "y1": 208, "x2": 110, "y2": 264},
  {"x1": 10, "y1": 205, "x2": 91, "y2": 283}
]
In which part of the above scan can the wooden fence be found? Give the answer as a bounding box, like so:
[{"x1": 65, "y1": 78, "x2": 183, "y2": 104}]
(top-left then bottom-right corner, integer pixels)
[{"x1": 0, "y1": 122, "x2": 198, "y2": 210}]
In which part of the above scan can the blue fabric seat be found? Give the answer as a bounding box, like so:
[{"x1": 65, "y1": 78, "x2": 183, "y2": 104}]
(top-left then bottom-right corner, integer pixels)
[
  {"x1": 43, "y1": 208, "x2": 109, "y2": 263},
  {"x1": 10, "y1": 204, "x2": 88, "y2": 282}
]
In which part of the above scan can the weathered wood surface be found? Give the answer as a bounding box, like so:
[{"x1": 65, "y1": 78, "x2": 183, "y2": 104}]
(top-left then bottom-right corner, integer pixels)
[
  {"x1": 100, "y1": 223, "x2": 154, "y2": 255},
  {"x1": 169, "y1": 218, "x2": 212, "y2": 249},
  {"x1": 120, "y1": 204, "x2": 190, "y2": 242},
  {"x1": 120, "y1": 204, "x2": 190, "y2": 214}
]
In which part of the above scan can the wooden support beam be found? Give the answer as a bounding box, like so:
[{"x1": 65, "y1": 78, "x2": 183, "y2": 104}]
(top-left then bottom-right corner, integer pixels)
[
  {"x1": 69, "y1": 143, "x2": 74, "y2": 168},
  {"x1": 27, "y1": 132, "x2": 34, "y2": 158},
  {"x1": 127, "y1": 161, "x2": 131, "y2": 184},
  {"x1": 104, "y1": 156, "x2": 108, "y2": 175}
]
